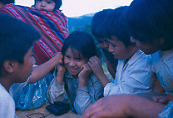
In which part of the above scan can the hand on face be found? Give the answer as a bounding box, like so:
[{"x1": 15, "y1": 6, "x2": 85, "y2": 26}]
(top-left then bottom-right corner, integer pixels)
[
  {"x1": 88, "y1": 56, "x2": 104, "y2": 78},
  {"x1": 55, "y1": 64, "x2": 66, "y2": 82},
  {"x1": 54, "y1": 52, "x2": 63, "y2": 65},
  {"x1": 78, "y1": 63, "x2": 91, "y2": 81}
]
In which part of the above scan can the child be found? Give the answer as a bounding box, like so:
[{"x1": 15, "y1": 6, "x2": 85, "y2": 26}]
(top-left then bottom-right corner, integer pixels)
[
  {"x1": 82, "y1": 0, "x2": 173, "y2": 118},
  {"x1": 89, "y1": 6, "x2": 156, "y2": 96},
  {"x1": 47, "y1": 30, "x2": 104, "y2": 115},
  {"x1": 91, "y1": 9, "x2": 118, "y2": 78},
  {"x1": 0, "y1": 14, "x2": 39, "y2": 117},
  {"x1": 0, "y1": 0, "x2": 68, "y2": 110},
  {"x1": 34, "y1": 0, "x2": 62, "y2": 11}
]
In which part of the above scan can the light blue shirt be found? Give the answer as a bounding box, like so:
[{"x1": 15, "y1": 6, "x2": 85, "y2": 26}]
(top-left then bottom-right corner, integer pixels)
[
  {"x1": 151, "y1": 49, "x2": 173, "y2": 95},
  {"x1": 47, "y1": 71, "x2": 103, "y2": 115},
  {"x1": 159, "y1": 101, "x2": 173, "y2": 118},
  {"x1": 104, "y1": 50, "x2": 155, "y2": 96}
]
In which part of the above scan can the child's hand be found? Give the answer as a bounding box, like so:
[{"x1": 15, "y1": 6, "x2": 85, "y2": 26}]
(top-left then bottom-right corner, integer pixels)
[
  {"x1": 88, "y1": 56, "x2": 104, "y2": 78},
  {"x1": 56, "y1": 64, "x2": 66, "y2": 83},
  {"x1": 88, "y1": 56, "x2": 110, "y2": 87},
  {"x1": 78, "y1": 63, "x2": 91, "y2": 88},
  {"x1": 54, "y1": 52, "x2": 63, "y2": 65},
  {"x1": 152, "y1": 95, "x2": 173, "y2": 104}
]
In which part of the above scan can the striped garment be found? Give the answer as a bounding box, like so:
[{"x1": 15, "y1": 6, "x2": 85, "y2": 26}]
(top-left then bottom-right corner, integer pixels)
[{"x1": 0, "y1": 4, "x2": 69, "y2": 65}]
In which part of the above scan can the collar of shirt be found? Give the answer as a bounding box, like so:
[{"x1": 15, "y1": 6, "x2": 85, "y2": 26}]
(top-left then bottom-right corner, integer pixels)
[
  {"x1": 124, "y1": 49, "x2": 144, "y2": 66},
  {"x1": 65, "y1": 71, "x2": 75, "y2": 79}
]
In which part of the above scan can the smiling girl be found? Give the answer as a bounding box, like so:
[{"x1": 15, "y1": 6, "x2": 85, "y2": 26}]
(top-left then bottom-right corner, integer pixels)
[{"x1": 47, "y1": 30, "x2": 104, "y2": 115}]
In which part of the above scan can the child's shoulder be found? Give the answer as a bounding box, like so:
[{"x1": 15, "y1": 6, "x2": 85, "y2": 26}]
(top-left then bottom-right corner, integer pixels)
[{"x1": 0, "y1": 84, "x2": 14, "y2": 104}]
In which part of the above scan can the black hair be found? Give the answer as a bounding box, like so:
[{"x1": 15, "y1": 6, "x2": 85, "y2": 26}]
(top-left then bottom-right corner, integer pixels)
[
  {"x1": 0, "y1": 0, "x2": 14, "y2": 4},
  {"x1": 61, "y1": 30, "x2": 97, "y2": 60},
  {"x1": 125, "y1": 0, "x2": 173, "y2": 43},
  {"x1": 104, "y1": 6, "x2": 133, "y2": 47},
  {"x1": 0, "y1": 14, "x2": 40, "y2": 68},
  {"x1": 34, "y1": 0, "x2": 62, "y2": 10},
  {"x1": 91, "y1": 9, "x2": 113, "y2": 39}
]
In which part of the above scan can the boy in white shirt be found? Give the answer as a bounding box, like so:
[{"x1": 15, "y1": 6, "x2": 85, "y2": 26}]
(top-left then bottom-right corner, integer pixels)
[
  {"x1": 88, "y1": 6, "x2": 156, "y2": 96},
  {"x1": 82, "y1": 0, "x2": 173, "y2": 118},
  {"x1": 0, "y1": 14, "x2": 63, "y2": 117}
]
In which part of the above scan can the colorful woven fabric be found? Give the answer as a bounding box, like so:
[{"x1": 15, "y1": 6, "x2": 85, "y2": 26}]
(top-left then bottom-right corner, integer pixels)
[{"x1": 0, "y1": 4, "x2": 69, "y2": 65}]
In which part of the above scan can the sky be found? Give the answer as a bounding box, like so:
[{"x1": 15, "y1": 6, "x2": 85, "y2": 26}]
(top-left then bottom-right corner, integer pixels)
[{"x1": 15, "y1": 0, "x2": 133, "y2": 17}]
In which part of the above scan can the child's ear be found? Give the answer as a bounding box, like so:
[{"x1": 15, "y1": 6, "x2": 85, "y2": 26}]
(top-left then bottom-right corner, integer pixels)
[{"x1": 3, "y1": 60, "x2": 15, "y2": 73}]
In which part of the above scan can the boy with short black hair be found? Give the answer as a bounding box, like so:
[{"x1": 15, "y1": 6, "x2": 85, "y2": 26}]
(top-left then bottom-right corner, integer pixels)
[
  {"x1": 0, "y1": 14, "x2": 39, "y2": 117},
  {"x1": 91, "y1": 9, "x2": 117, "y2": 78},
  {"x1": 82, "y1": 0, "x2": 173, "y2": 117},
  {"x1": 89, "y1": 6, "x2": 156, "y2": 96},
  {"x1": 0, "y1": 14, "x2": 63, "y2": 117}
]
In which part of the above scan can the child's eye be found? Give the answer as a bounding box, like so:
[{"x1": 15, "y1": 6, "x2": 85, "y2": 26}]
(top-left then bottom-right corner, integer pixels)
[
  {"x1": 65, "y1": 55, "x2": 70, "y2": 59},
  {"x1": 111, "y1": 44, "x2": 116, "y2": 47},
  {"x1": 76, "y1": 58, "x2": 81, "y2": 61},
  {"x1": 99, "y1": 41, "x2": 104, "y2": 43},
  {"x1": 46, "y1": 0, "x2": 53, "y2": 4},
  {"x1": 47, "y1": 1, "x2": 52, "y2": 4}
]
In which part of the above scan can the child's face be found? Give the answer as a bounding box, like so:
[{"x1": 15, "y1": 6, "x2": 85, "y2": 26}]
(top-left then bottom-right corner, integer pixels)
[
  {"x1": 97, "y1": 38, "x2": 109, "y2": 51},
  {"x1": 15, "y1": 47, "x2": 35, "y2": 83},
  {"x1": 130, "y1": 37, "x2": 160, "y2": 54},
  {"x1": 64, "y1": 47, "x2": 88, "y2": 76},
  {"x1": 35, "y1": 0, "x2": 55, "y2": 11},
  {"x1": 107, "y1": 36, "x2": 134, "y2": 60}
]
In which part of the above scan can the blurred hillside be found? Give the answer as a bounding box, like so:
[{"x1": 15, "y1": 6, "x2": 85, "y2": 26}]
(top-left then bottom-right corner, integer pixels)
[{"x1": 68, "y1": 13, "x2": 94, "y2": 33}]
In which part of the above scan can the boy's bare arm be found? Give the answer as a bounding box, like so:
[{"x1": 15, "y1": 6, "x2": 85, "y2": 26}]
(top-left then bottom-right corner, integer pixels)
[
  {"x1": 152, "y1": 76, "x2": 165, "y2": 93},
  {"x1": 82, "y1": 94, "x2": 165, "y2": 118},
  {"x1": 28, "y1": 52, "x2": 63, "y2": 84}
]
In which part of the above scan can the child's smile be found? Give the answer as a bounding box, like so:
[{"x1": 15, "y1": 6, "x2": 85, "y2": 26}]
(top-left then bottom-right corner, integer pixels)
[{"x1": 64, "y1": 47, "x2": 87, "y2": 77}]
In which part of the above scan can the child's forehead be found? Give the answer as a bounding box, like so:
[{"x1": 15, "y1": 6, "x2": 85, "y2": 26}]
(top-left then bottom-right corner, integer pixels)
[
  {"x1": 107, "y1": 37, "x2": 119, "y2": 44},
  {"x1": 67, "y1": 47, "x2": 85, "y2": 58}
]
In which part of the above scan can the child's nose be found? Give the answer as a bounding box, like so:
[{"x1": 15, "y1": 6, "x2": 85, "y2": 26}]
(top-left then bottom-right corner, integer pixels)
[
  {"x1": 69, "y1": 60, "x2": 75, "y2": 66},
  {"x1": 108, "y1": 44, "x2": 113, "y2": 53},
  {"x1": 40, "y1": 1, "x2": 46, "y2": 6}
]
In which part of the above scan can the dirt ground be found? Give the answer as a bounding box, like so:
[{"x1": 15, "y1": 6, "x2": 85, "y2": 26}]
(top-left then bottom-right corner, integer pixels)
[{"x1": 16, "y1": 104, "x2": 80, "y2": 118}]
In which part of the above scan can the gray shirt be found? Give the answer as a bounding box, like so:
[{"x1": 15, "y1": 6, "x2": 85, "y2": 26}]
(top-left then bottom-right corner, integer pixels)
[{"x1": 47, "y1": 71, "x2": 104, "y2": 115}]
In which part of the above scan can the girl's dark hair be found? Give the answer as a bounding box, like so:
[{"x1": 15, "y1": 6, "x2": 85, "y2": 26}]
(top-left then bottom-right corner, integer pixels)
[
  {"x1": 61, "y1": 30, "x2": 97, "y2": 60},
  {"x1": 125, "y1": 0, "x2": 173, "y2": 43},
  {"x1": 34, "y1": 0, "x2": 62, "y2": 10}
]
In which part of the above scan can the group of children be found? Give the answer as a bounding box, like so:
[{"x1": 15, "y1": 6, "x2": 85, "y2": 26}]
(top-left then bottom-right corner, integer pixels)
[{"x1": 0, "y1": 0, "x2": 173, "y2": 118}]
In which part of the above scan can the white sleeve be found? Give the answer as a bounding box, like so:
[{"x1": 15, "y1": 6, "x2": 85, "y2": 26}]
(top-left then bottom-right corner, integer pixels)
[
  {"x1": 104, "y1": 67, "x2": 155, "y2": 96},
  {"x1": 0, "y1": 91, "x2": 15, "y2": 118}
]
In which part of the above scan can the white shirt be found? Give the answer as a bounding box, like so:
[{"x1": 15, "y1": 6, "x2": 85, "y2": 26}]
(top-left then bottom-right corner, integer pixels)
[
  {"x1": 0, "y1": 78, "x2": 29, "y2": 118},
  {"x1": 104, "y1": 50, "x2": 155, "y2": 96},
  {"x1": 0, "y1": 84, "x2": 15, "y2": 118},
  {"x1": 151, "y1": 49, "x2": 173, "y2": 95}
]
